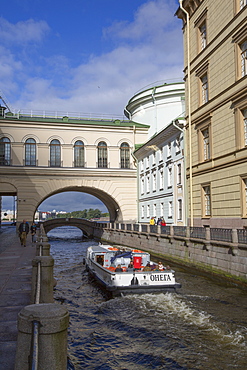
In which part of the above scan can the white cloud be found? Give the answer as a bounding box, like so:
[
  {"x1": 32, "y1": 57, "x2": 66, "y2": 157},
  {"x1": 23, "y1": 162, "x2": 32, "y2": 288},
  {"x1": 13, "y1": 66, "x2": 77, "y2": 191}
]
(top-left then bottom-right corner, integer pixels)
[
  {"x1": 104, "y1": 0, "x2": 176, "y2": 42},
  {"x1": 0, "y1": 17, "x2": 50, "y2": 44},
  {"x1": 1, "y1": 0, "x2": 183, "y2": 116}
]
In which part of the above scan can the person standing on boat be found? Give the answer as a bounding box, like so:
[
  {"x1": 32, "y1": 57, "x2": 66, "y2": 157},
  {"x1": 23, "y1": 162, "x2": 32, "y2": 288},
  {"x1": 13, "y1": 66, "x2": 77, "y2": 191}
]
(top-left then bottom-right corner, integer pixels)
[
  {"x1": 115, "y1": 264, "x2": 123, "y2": 272},
  {"x1": 18, "y1": 219, "x2": 29, "y2": 247},
  {"x1": 150, "y1": 217, "x2": 155, "y2": 225}
]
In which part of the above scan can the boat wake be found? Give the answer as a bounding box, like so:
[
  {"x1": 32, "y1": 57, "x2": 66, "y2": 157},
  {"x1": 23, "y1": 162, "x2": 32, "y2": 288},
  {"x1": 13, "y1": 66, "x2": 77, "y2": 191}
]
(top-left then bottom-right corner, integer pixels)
[{"x1": 119, "y1": 293, "x2": 247, "y2": 348}]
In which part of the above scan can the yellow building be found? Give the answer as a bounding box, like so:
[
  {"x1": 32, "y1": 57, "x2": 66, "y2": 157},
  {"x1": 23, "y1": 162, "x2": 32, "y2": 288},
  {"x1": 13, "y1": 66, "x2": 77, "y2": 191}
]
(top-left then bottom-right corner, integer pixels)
[{"x1": 177, "y1": 0, "x2": 247, "y2": 228}]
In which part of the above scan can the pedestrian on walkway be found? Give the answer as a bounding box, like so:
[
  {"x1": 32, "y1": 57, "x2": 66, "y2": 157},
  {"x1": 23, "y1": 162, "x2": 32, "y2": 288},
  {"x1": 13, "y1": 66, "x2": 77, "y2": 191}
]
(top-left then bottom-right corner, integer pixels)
[
  {"x1": 18, "y1": 219, "x2": 29, "y2": 247},
  {"x1": 30, "y1": 222, "x2": 37, "y2": 242}
]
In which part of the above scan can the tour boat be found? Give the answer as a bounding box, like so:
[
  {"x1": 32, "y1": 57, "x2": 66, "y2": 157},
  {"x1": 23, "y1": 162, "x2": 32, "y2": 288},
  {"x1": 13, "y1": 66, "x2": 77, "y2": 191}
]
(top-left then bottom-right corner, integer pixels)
[{"x1": 85, "y1": 244, "x2": 181, "y2": 296}]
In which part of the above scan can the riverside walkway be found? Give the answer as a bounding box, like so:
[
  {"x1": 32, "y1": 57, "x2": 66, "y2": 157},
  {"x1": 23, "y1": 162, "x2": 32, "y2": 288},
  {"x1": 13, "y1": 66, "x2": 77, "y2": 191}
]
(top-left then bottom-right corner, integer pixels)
[{"x1": 0, "y1": 225, "x2": 36, "y2": 370}]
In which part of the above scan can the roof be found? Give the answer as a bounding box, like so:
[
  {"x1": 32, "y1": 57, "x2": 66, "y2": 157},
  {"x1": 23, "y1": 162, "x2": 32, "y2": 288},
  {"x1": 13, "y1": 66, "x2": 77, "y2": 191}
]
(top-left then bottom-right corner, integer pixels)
[{"x1": 2, "y1": 112, "x2": 149, "y2": 128}]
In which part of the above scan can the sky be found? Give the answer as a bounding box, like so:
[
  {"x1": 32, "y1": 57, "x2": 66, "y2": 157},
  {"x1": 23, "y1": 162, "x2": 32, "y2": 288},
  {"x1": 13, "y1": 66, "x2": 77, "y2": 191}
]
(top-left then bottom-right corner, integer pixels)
[{"x1": 0, "y1": 0, "x2": 184, "y2": 213}]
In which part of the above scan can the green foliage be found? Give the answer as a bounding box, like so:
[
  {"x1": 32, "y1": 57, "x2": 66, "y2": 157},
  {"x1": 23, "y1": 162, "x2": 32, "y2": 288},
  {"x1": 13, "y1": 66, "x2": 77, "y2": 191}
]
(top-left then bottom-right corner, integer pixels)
[{"x1": 56, "y1": 209, "x2": 109, "y2": 219}]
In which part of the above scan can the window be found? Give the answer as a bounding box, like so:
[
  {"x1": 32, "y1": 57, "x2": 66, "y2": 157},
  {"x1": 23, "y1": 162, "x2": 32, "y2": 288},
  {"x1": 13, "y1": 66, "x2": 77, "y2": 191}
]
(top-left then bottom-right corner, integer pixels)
[
  {"x1": 146, "y1": 156, "x2": 150, "y2": 168},
  {"x1": 50, "y1": 139, "x2": 61, "y2": 167},
  {"x1": 176, "y1": 136, "x2": 181, "y2": 153},
  {"x1": 97, "y1": 141, "x2": 107, "y2": 168},
  {"x1": 202, "y1": 127, "x2": 210, "y2": 160},
  {"x1": 25, "y1": 138, "x2": 36, "y2": 166},
  {"x1": 177, "y1": 163, "x2": 182, "y2": 184},
  {"x1": 141, "y1": 176, "x2": 144, "y2": 194},
  {"x1": 196, "y1": 118, "x2": 211, "y2": 162},
  {"x1": 199, "y1": 21, "x2": 207, "y2": 50},
  {"x1": 194, "y1": 9, "x2": 207, "y2": 53},
  {"x1": 120, "y1": 142, "x2": 130, "y2": 168},
  {"x1": 167, "y1": 142, "x2": 171, "y2": 157},
  {"x1": 0, "y1": 137, "x2": 11, "y2": 165},
  {"x1": 159, "y1": 166, "x2": 164, "y2": 189},
  {"x1": 152, "y1": 171, "x2": 156, "y2": 192},
  {"x1": 203, "y1": 185, "x2": 211, "y2": 216},
  {"x1": 196, "y1": 62, "x2": 209, "y2": 105},
  {"x1": 240, "y1": 40, "x2": 247, "y2": 77},
  {"x1": 153, "y1": 204, "x2": 156, "y2": 218},
  {"x1": 160, "y1": 202, "x2": 164, "y2": 217},
  {"x1": 74, "y1": 140, "x2": 84, "y2": 167},
  {"x1": 244, "y1": 109, "x2": 247, "y2": 146},
  {"x1": 243, "y1": 178, "x2": 247, "y2": 216},
  {"x1": 168, "y1": 166, "x2": 172, "y2": 187},
  {"x1": 152, "y1": 151, "x2": 156, "y2": 166},
  {"x1": 141, "y1": 205, "x2": 144, "y2": 218},
  {"x1": 168, "y1": 201, "x2": 173, "y2": 218},
  {"x1": 240, "y1": 0, "x2": 247, "y2": 10},
  {"x1": 140, "y1": 159, "x2": 144, "y2": 172},
  {"x1": 178, "y1": 199, "x2": 183, "y2": 220},
  {"x1": 147, "y1": 204, "x2": 150, "y2": 218},
  {"x1": 147, "y1": 174, "x2": 150, "y2": 193},
  {"x1": 201, "y1": 74, "x2": 209, "y2": 104}
]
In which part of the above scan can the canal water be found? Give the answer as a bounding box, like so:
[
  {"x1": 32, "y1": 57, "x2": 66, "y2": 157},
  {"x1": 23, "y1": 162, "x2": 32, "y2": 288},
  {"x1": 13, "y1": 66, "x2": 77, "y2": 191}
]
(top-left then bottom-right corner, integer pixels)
[{"x1": 48, "y1": 226, "x2": 247, "y2": 370}]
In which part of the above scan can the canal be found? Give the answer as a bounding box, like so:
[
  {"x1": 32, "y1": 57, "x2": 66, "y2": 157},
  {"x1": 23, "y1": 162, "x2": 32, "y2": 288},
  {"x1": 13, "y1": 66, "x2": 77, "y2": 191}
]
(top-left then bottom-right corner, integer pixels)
[{"x1": 48, "y1": 226, "x2": 247, "y2": 370}]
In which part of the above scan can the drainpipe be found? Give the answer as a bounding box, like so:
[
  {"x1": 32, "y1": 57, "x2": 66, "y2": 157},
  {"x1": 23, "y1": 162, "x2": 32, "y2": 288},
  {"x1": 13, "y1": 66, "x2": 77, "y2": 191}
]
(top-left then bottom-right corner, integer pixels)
[
  {"x1": 131, "y1": 125, "x2": 140, "y2": 223},
  {"x1": 179, "y1": 0, "x2": 193, "y2": 227},
  {"x1": 172, "y1": 119, "x2": 187, "y2": 226}
]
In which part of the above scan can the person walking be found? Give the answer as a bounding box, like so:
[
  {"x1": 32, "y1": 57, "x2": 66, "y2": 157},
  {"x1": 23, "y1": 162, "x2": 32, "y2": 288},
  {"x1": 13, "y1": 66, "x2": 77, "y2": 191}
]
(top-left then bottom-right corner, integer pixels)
[
  {"x1": 18, "y1": 219, "x2": 29, "y2": 247},
  {"x1": 30, "y1": 222, "x2": 37, "y2": 243}
]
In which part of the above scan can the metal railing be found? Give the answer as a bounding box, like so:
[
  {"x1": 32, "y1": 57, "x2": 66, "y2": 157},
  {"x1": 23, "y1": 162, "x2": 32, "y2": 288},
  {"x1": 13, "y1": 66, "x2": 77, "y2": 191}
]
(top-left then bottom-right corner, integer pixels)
[
  {"x1": 210, "y1": 228, "x2": 233, "y2": 243},
  {"x1": 4, "y1": 109, "x2": 126, "y2": 122},
  {"x1": 105, "y1": 223, "x2": 247, "y2": 245}
]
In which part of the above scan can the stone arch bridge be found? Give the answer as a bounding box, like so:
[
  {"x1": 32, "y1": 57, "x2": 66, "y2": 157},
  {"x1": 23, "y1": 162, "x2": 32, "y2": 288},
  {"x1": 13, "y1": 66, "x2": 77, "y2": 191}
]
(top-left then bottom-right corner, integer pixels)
[
  {"x1": 42, "y1": 218, "x2": 96, "y2": 238},
  {"x1": 0, "y1": 111, "x2": 149, "y2": 225}
]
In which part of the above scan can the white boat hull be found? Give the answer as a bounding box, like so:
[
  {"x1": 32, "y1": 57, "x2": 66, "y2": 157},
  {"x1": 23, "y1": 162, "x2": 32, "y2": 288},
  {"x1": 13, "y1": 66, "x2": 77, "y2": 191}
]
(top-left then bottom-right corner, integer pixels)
[{"x1": 85, "y1": 245, "x2": 181, "y2": 296}]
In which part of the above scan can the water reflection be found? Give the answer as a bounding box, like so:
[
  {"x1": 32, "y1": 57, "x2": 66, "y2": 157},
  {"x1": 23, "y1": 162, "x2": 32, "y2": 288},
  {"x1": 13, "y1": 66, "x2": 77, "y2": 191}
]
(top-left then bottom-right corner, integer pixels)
[{"x1": 48, "y1": 226, "x2": 247, "y2": 370}]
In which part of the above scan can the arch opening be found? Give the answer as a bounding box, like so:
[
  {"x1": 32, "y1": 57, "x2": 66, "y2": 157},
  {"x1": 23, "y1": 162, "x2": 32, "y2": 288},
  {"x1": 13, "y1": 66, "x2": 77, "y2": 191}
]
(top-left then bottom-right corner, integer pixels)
[{"x1": 35, "y1": 187, "x2": 122, "y2": 224}]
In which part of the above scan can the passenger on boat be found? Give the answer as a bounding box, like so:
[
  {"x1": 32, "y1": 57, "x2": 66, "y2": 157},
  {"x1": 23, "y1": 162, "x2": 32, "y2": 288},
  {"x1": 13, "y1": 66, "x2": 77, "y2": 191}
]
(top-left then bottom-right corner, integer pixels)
[
  {"x1": 157, "y1": 261, "x2": 165, "y2": 271},
  {"x1": 143, "y1": 262, "x2": 151, "y2": 271},
  {"x1": 115, "y1": 264, "x2": 123, "y2": 272},
  {"x1": 126, "y1": 262, "x2": 134, "y2": 272}
]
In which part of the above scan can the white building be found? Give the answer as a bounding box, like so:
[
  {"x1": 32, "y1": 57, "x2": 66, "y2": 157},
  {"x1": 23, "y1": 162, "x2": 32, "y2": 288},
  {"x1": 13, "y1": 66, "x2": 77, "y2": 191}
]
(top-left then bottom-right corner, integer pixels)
[
  {"x1": 134, "y1": 119, "x2": 185, "y2": 225},
  {"x1": 127, "y1": 81, "x2": 186, "y2": 225},
  {"x1": 125, "y1": 81, "x2": 185, "y2": 138}
]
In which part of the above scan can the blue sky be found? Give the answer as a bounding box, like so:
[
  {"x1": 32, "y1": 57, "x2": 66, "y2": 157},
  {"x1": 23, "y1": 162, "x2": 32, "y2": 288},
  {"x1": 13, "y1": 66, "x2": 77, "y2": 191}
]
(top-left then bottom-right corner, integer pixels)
[{"x1": 1, "y1": 0, "x2": 184, "y2": 213}]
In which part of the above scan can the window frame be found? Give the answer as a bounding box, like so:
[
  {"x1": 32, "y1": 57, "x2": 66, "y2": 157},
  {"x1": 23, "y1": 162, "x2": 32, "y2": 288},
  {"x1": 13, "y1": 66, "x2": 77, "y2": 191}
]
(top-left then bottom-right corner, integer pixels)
[
  {"x1": 241, "y1": 177, "x2": 247, "y2": 217},
  {"x1": 202, "y1": 184, "x2": 211, "y2": 217},
  {"x1": 120, "y1": 142, "x2": 130, "y2": 169},
  {"x1": 49, "y1": 139, "x2": 61, "y2": 167},
  {"x1": 196, "y1": 61, "x2": 209, "y2": 106},
  {"x1": 196, "y1": 117, "x2": 212, "y2": 163},
  {"x1": 194, "y1": 8, "x2": 208, "y2": 53},
  {"x1": 25, "y1": 138, "x2": 36, "y2": 166},
  {"x1": 0, "y1": 137, "x2": 11, "y2": 166},
  {"x1": 97, "y1": 141, "x2": 108, "y2": 168}
]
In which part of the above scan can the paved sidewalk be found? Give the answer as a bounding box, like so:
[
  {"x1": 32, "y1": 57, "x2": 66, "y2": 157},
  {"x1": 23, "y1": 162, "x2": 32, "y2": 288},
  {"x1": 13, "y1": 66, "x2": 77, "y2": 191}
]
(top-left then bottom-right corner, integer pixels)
[{"x1": 0, "y1": 226, "x2": 36, "y2": 370}]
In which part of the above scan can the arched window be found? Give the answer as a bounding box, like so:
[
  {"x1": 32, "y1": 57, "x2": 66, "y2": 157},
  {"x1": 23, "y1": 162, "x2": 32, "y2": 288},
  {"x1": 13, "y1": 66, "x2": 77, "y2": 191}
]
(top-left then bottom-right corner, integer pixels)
[
  {"x1": 50, "y1": 139, "x2": 61, "y2": 167},
  {"x1": 74, "y1": 140, "x2": 84, "y2": 167},
  {"x1": 0, "y1": 137, "x2": 11, "y2": 165},
  {"x1": 120, "y1": 142, "x2": 130, "y2": 168},
  {"x1": 25, "y1": 138, "x2": 36, "y2": 166},
  {"x1": 97, "y1": 141, "x2": 107, "y2": 168}
]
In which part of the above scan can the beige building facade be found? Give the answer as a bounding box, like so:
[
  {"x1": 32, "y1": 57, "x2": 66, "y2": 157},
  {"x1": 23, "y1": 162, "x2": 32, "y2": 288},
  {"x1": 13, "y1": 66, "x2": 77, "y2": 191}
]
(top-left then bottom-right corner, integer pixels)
[
  {"x1": 177, "y1": 0, "x2": 247, "y2": 228},
  {"x1": 0, "y1": 110, "x2": 149, "y2": 224}
]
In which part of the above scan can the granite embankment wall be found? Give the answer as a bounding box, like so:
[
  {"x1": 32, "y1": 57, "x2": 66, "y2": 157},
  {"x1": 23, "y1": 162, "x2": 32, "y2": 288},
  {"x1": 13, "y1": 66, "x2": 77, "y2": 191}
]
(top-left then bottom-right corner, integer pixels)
[{"x1": 93, "y1": 224, "x2": 247, "y2": 286}]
